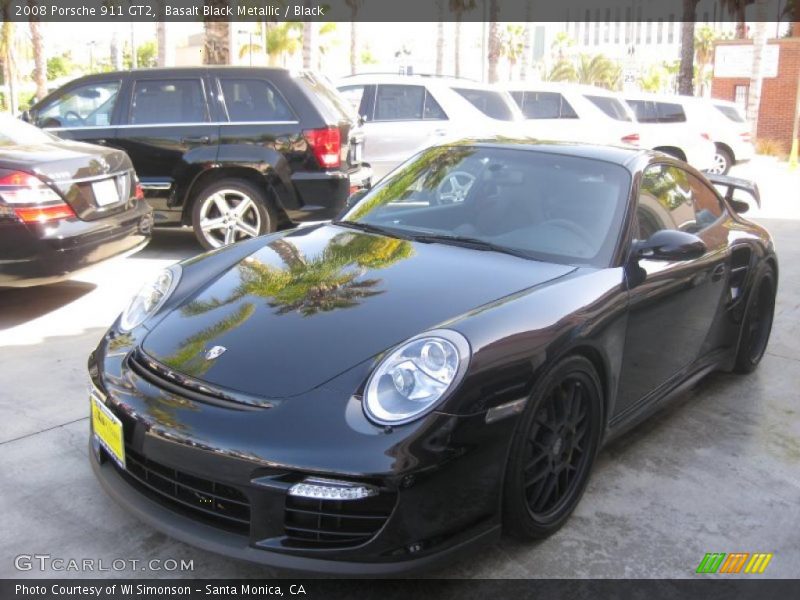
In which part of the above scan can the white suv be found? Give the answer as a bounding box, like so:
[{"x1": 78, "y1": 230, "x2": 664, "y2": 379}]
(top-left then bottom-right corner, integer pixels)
[
  {"x1": 622, "y1": 92, "x2": 717, "y2": 171},
  {"x1": 336, "y1": 74, "x2": 524, "y2": 180},
  {"x1": 502, "y1": 82, "x2": 641, "y2": 147},
  {"x1": 681, "y1": 98, "x2": 755, "y2": 174}
]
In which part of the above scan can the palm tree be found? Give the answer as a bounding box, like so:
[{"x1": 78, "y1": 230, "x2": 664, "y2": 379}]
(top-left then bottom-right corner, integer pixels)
[
  {"x1": 435, "y1": 1, "x2": 444, "y2": 76},
  {"x1": 203, "y1": 2, "x2": 231, "y2": 65},
  {"x1": 0, "y1": 7, "x2": 18, "y2": 114},
  {"x1": 545, "y1": 59, "x2": 577, "y2": 83},
  {"x1": 747, "y1": 0, "x2": 770, "y2": 138},
  {"x1": 550, "y1": 31, "x2": 575, "y2": 62},
  {"x1": 639, "y1": 65, "x2": 668, "y2": 93},
  {"x1": 719, "y1": 0, "x2": 754, "y2": 39},
  {"x1": 694, "y1": 25, "x2": 717, "y2": 95},
  {"x1": 302, "y1": 0, "x2": 313, "y2": 69},
  {"x1": 501, "y1": 25, "x2": 526, "y2": 81},
  {"x1": 678, "y1": 0, "x2": 699, "y2": 96},
  {"x1": 487, "y1": 0, "x2": 501, "y2": 83},
  {"x1": 450, "y1": 0, "x2": 475, "y2": 78},
  {"x1": 28, "y1": 0, "x2": 47, "y2": 102},
  {"x1": 317, "y1": 23, "x2": 338, "y2": 71},
  {"x1": 267, "y1": 22, "x2": 303, "y2": 67},
  {"x1": 345, "y1": 0, "x2": 363, "y2": 75},
  {"x1": 574, "y1": 54, "x2": 619, "y2": 87}
]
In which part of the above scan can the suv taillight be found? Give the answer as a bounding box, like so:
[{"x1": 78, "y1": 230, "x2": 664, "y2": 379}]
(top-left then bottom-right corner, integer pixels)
[
  {"x1": 701, "y1": 132, "x2": 711, "y2": 141},
  {"x1": 740, "y1": 131, "x2": 752, "y2": 142},
  {"x1": 620, "y1": 133, "x2": 640, "y2": 146},
  {"x1": 304, "y1": 127, "x2": 341, "y2": 169}
]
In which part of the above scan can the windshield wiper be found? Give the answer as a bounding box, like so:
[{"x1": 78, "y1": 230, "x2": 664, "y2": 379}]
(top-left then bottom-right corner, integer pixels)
[
  {"x1": 409, "y1": 233, "x2": 534, "y2": 260},
  {"x1": 333, "y1": 220, "x2": 414, "y2": 240}
]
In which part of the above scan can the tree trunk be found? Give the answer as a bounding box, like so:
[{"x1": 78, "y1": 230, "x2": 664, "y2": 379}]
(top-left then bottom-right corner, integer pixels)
[
  {"x1": 487, "y1": 1, "x2": 501, "y2": 84},
  {"x1": 435, "y1": 1, "x2": 444, "y2": 76},
  {"x1": 303, "y1": 21, "x2": 313, "y2": 69},
  {"x1": 203, "y1": 3, "x2": 231, "y2": 65},
  {"x1": 454, "y1": 15, "x2": 462, "y2": 78},
  {"x1": 747, "y1": 3, "x2": 769, "y2": 139},
  {"x1": 110, "y1": 28, "x2": 123, "y2": 70},
  {"x1": 2, "y1": 21, "x2": 18, "y2": 114},
  {"x1": 28, "y1": 3, "x2": 47, "y2": 101},
  {"x1": 736, "y1": 7, "x2": 747, "y2": 39},
  {"x1": 678, "y1": 11, "x2": 697, "y2": 95},
  {"x1": 157, "y1": 22, "x2": 170, "y2": 67},
  {"x1": 350, "y1": 18, "x2": 358, "y2": 75},
  {"x1": 520, "y1": 19, "x2": 531, "y2": 81}
]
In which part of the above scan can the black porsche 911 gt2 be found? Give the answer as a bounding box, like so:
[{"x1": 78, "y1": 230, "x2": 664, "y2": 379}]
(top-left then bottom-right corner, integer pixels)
[{"x1": 88, "y1": 140, "x2": 776, "y2": 575}]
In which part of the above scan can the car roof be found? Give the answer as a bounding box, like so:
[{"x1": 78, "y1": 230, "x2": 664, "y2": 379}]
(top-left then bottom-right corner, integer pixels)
[
  {"x1": 621, "y1": 91, "x2": 692, "y2": 104},
  {"x1": 501, "y1": 81, "x2": 619, "y2": 97},
  {"x1": 446, "y1": 137, "x2": 648, "y2": 167},
  {"x1": 337, "y1": 73, "x2": 490, "y2": 90}
]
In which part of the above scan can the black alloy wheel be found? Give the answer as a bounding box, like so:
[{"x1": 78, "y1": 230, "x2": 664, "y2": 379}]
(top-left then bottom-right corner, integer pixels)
[
  {"x1": 503, "y1": 355, "x2": 603, "y2": 539},
  {"x1": 734, "y1": 264, "x2": 776, "y2": 374}
]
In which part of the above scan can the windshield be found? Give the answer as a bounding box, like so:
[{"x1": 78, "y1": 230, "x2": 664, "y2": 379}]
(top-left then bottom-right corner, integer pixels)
[
  {"x1": 340, "y1": 146, "x2": 630, "y2": 267},
  {"x1": 0, "y1": 116, "x2": 59, "y2": 146},
  {"x1": 452, "y1": 88, "x2": 516, "y2": 121},
  {"x1": 714, "y1": 104, "x2": 745, "y2": 123}
]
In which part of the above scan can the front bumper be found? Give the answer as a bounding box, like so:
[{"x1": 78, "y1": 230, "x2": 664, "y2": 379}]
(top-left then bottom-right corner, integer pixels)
[
  {"x1": 0, "y1": 204, "x2": 153, "y2": 287},
  {"x1": 87, "y1": 338, "x2": 515, "y2": 575},
  {"x1": 90, "y1": 445, "x2": 499, "y2": 576}
]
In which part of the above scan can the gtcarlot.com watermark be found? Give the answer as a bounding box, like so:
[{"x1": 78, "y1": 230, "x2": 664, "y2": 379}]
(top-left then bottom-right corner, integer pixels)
[{"x1": 14, "y1": 553, "x2": 194, "y2": 573}]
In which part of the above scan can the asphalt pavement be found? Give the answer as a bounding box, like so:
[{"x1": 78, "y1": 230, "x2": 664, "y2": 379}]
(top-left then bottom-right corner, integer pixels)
[{"x1": 1, "y1": 157, "x2": 798, "y2": 578}]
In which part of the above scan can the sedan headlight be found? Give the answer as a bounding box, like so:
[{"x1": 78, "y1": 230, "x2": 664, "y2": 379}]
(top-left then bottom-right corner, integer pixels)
[
  {"x1": 364, "y1": 329, "x2": 470, "y2": 425},
  {"x1": 119, "y1": 266, "x2": 179, "y2": 331}
]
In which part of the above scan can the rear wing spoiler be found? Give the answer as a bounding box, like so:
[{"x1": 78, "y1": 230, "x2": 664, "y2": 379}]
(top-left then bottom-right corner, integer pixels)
[{"x1": 705, "y1": 173, "x2": 761, "y2": 208}]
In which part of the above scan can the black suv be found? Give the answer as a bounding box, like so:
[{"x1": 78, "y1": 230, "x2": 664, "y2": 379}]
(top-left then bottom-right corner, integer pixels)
[{"x1": 24, "y1": 68, "x2": 371, "y2": 249}]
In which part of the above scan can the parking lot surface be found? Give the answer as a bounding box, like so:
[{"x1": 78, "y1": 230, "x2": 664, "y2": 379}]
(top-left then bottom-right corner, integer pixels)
[{"x1": 1, "y1": 157, "x2": 798, "y2": 578}]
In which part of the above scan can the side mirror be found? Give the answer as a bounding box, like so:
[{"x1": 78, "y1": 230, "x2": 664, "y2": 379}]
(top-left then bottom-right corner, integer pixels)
[
  {"x1": 20, "y1": 110, "x2": 31, "y2": 123},
  {"x1": 358, "y1": 114, "x2": 367, "y2": 126},
  {"x1": 633, "y1": 229, "x2": 706, "y2": 262}
]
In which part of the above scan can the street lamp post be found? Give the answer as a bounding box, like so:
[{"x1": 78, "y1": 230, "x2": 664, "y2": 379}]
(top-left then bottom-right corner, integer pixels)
[{"x1": 88, "y1": 41, "x2": 96, "y2": 72}]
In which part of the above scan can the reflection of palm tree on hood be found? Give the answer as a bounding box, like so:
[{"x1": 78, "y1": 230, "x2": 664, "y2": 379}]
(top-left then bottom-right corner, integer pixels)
[
  {"x1": 180, "y1": 232, "x2": 414, "y2": 319},
  {"x1": 163, "y1": 303, "x2": 256, "y2": 378}
]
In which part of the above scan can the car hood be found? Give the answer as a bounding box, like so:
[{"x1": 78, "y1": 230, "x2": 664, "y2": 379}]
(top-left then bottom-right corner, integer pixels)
[{"x1": 140, "y1": 224, "x2": 574, "y2": 399}]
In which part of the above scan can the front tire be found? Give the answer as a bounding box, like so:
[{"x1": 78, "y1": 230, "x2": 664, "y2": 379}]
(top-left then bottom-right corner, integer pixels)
[
  {"x1": 733, "y1": 264, "x2": 776, "y2": 374},
  {"x1": 191, "y1": 179, "x2": 274, "y2": 250},
  {"x1": 502, "y1": 355, "x2": 603, "y2": 539}
]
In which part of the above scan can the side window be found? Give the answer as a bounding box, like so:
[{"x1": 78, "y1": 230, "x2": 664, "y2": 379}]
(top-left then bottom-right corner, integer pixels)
[
  {"x1": 423, "y1": 91, "x2": 447, "y2": 120},
  {"x1": 374, "y1": 85, "x2": 424, "y2": 121},
  {"x1": 627, "y1": 99, "x2": 658, "y2": 123},
  {"x1": 688, "y1": 174, "x2": 724, "y2": 231},
  {"x1": 636, "y1": 164, "x2": 694, "y2": 239},
  {"x1": 129, "y1": 79, "x2": 207, "y2": 125},
  {"x1": 221, "y1": 79, "x2": 294, "y2": 122},
  {"x1": 338, "y1": 85, "x2": 366, "y2": 114},
  {"x1": 656, "y1": 102, "x2": 686, "y2": 123},
  {"x1": 519, "y1": 92, "x2": 577, "y2": 119},
  {"x1": 36, "y1": 81, "x2": 121, "y2": 128}
]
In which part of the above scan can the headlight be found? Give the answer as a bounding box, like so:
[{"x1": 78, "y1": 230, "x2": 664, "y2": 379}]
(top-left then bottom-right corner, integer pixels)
[
  {"x1": 363, "y1": 329, "x2": 470, "y2": 425},
  {"x1": 119, "y1": 267, "x2": 179, "y2": 331}
]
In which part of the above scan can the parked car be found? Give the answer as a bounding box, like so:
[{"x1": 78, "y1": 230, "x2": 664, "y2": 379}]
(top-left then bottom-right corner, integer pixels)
[
  {"x1": 336, "y1": 74, "x2": 525, "y2": 180},
  {"x1": 89, "y1": 138, "x2": 775, "y2": 574},
  {"x1": 622, "y1": 92, "x2": 717, "y2": 171},
  {"x1": 503, "y1": 82, "x2": 641, "y2": 147},
  {"x1": 0, "y1": 115, "x2": 152, "y2": 287},
  {"x1": 23, "y1": 68, "x2": 372, "y2": 249},
  {"x1": 683, "y1": 98, "x2": 755, "y2": 175}
]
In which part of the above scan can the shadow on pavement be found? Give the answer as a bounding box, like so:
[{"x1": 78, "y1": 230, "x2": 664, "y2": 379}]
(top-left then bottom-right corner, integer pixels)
[
  {"x1": 137, "y1": 228, "x2": 204, "y2": 262},
  {"x1": 0, "y1": 280, "x2": 97, "y2": 331}
]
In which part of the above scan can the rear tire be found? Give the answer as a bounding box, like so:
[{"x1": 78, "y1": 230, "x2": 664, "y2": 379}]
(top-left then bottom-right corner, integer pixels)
[
  {"x1": 709, "y1": 145, "x2": 733, "y2": 175},
  {"x1": 502, "y1": 355, "x2": 603, "y2": 540},
  {"x1": 733, "y1": 264, "x2": 776, "y2": 374},
  {"x1": 191, "y1": 179, "x2": 275, "y2": 250}
]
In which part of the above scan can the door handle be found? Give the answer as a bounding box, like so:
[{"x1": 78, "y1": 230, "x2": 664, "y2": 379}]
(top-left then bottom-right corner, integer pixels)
[
  {"x1": 711, "y1": 263, "x2": 727, "y2": 282},
  {"x1": 181, "y1": 135, "x2": 211, "y2": 144}
]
